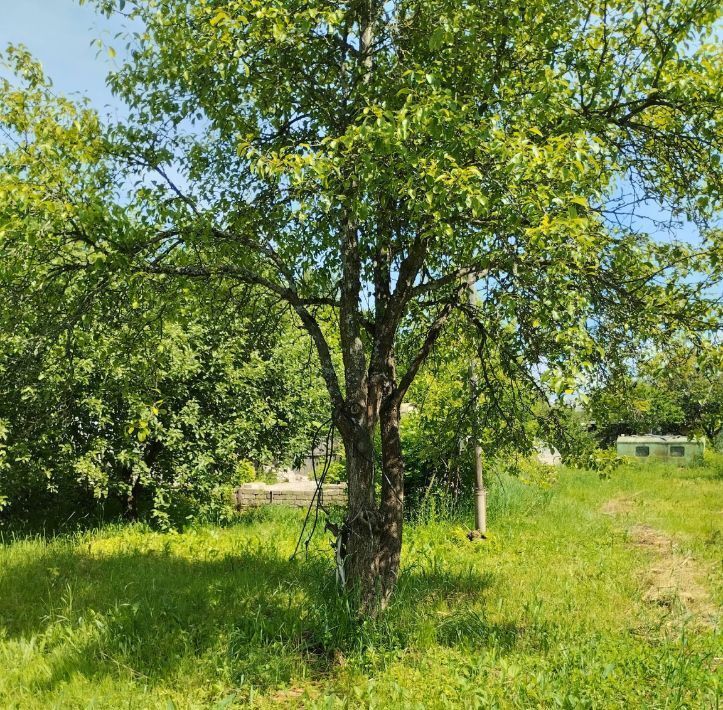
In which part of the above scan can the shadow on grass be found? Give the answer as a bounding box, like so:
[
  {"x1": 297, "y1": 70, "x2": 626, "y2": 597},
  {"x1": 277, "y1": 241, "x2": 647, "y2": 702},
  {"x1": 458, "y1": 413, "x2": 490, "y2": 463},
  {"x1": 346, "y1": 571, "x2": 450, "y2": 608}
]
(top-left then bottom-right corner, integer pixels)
[{"x1": 0, "y1": 527, "x2": 517, "y2": 695}]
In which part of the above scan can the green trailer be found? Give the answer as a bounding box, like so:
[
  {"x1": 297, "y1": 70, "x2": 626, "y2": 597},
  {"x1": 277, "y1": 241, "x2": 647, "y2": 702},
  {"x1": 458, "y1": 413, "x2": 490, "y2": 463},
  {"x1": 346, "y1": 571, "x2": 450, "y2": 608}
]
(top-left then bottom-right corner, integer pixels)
[{"x1": 616, "y1": 435, "x2": 704, "y2": 464}]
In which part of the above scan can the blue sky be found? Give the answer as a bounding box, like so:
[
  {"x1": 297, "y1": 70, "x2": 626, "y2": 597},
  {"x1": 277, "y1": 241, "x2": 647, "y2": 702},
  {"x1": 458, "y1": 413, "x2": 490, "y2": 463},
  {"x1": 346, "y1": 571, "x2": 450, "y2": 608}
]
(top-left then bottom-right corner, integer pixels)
[{"x1": 0, "y1": 0, "x2": 125, "y2": 113}]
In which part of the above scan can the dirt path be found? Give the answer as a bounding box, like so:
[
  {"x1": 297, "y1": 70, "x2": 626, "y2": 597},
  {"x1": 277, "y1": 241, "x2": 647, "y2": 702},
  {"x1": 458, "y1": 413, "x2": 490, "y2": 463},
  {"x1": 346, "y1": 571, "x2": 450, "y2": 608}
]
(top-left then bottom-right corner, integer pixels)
[{"x1": 603, "y1": 499, "x2": 719, "y2": 628}]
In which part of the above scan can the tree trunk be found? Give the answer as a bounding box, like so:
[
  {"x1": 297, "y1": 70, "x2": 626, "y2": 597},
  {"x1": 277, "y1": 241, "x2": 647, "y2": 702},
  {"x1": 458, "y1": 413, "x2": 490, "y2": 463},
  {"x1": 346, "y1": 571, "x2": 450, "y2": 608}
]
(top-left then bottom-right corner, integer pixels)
[
  {"x1": 378, "y1": 398, "x2": 404, "y2": 606},
  {"x1": 341, "y1": 426, "x2": 380, "y2": 605},
  {"x1": 337, "y1": 394, "x2": 405, "y2": 612},
  {"x1": 124, "y1": 439, "x2": 163, "y2": 521},
  {"x1": 124, "y1": 471, "x2": 140, "y2": 521}
]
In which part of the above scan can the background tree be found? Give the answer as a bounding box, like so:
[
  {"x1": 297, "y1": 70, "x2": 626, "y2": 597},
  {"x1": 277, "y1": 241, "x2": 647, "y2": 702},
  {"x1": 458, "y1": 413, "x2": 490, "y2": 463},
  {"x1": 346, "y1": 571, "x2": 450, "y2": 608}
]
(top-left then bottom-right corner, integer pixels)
[
  {"x1": 401, "y1": 317, "x2": 542, "y2": 509},
  {"x1": 1, "y1": 0, "x2": 721, "y2": 607},
  {"x1": 0, "y1": 151, "x2": 328, "y2": 531},
  {"x1": 587, "y1": 340, "x2": 723, "y2": 447}
]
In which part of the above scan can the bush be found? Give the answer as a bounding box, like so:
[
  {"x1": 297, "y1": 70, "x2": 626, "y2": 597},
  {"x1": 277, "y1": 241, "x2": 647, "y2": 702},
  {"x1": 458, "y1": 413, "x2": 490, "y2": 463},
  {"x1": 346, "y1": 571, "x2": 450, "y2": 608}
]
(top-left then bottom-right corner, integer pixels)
[
  {"x1": 0, "y1": 300, "x2": 328, "y2": 531},
  {"x1": 324, "y1": 459, "x2": 346, "y2": 484},
  {"x1": 515, "y1": 457, "x2": 559, "y2": 488}
]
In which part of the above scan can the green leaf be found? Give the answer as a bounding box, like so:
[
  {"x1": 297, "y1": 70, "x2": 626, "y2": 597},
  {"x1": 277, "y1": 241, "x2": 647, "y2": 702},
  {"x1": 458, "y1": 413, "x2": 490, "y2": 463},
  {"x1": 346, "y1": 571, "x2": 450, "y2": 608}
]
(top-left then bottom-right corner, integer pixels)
[
  {"x1": 429, "y1": 27, "x2": 446, "y2": 51},
  {"x1": 210, "y1": 10, "x2": 229, "y2": 27}
]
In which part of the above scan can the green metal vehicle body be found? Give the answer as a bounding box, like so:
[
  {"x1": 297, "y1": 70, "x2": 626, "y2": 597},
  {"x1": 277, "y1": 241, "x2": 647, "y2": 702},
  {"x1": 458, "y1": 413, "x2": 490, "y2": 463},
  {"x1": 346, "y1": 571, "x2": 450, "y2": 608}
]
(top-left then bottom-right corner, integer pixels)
[{"x1": 616, "y1": 435, "x2": 704, "y2": 464}]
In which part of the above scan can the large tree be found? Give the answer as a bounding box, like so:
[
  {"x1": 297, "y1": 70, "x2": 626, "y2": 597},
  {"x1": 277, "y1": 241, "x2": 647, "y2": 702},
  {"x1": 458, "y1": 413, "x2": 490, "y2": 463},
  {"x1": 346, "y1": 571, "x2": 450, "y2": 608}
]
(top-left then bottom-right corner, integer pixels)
[{"x1": 1, "y1": 0, "x2": 721, "y2": 606}]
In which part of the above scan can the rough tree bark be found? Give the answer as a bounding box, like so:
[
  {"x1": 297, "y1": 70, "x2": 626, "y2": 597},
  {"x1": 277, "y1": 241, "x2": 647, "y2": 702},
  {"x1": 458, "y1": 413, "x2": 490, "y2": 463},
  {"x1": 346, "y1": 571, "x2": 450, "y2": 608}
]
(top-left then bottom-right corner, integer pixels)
[
  {"x1": 378, "y1": 395, "x2": 404, "y2": 605},
  {"x1": 334, "y1": 370, "x2": 406, "y2": 611}
]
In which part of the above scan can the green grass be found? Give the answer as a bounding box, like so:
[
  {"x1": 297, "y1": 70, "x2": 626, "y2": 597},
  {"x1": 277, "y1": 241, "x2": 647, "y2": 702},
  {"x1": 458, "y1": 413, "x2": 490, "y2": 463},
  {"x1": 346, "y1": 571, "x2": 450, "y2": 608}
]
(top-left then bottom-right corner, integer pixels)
[{"x1": 0, "y1": 460, "x2": 720, "y2": 708}]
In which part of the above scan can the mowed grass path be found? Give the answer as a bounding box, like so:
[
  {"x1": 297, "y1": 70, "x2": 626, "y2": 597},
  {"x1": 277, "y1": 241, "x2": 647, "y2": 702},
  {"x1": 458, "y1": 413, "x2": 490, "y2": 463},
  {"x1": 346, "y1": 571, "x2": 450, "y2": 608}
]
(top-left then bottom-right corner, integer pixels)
[{"x1": 0, "y1": 461, "x2": 720, "y2": 708}]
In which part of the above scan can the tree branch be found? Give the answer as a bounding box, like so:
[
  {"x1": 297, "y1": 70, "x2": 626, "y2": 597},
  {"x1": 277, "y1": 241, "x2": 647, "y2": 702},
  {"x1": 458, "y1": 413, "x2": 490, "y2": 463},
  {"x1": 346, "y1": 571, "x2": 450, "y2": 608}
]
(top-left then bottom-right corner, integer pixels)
[{"x1": 393, "y1": 300, "x2": 455, "y2": 406}]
